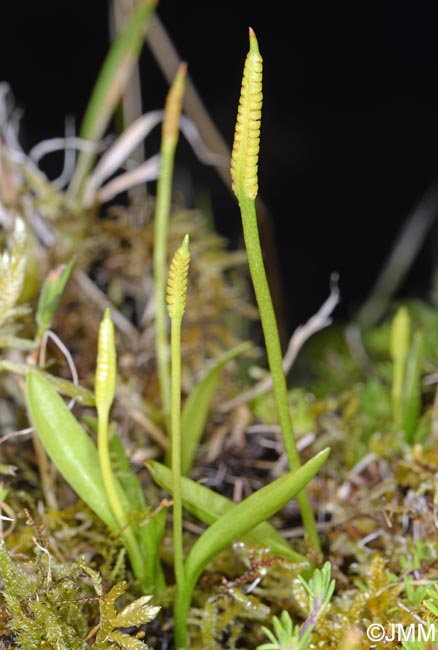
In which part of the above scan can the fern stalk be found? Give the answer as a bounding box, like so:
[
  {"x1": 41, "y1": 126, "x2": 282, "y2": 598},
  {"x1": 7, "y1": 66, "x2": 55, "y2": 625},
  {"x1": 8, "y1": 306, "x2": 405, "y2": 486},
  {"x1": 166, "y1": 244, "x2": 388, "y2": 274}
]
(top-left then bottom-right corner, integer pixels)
[
  {"x1": 231, "y1": 28, "x2": 321, "y2": 553},
  {"x1": 154, "y1": 63, "x2": 187, "y2": 425},
  {"x1": 166, "y1": 236, "x2": 190, "y2": 627},
  {"x1": 95, "y1": 309, "x2": 146, "y2": 588}
]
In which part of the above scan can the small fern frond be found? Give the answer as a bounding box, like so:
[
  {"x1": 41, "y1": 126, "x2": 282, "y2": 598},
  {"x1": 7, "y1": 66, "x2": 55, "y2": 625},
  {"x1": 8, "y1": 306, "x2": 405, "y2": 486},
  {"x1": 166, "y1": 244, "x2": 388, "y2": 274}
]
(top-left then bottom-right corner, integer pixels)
[{"x1": 231, "y1": 27, "x2": 263, "y2": 200}]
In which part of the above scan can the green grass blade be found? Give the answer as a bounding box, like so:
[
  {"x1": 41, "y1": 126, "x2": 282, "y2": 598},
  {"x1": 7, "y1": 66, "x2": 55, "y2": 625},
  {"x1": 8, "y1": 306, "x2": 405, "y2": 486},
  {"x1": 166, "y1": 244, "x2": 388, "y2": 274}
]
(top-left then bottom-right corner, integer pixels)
[
  {"x1": 146, "y1": 458, "x2": 310, "y2": 566},
  {"x1": 26, "y1": 370, "x2": 116, "y2": 529},
  {"x1": 68, "y1": 0, "x2": 158, "y2": 199},
  {"x1": 177, "y1": 341, "x2": 252, "y2": 473}
]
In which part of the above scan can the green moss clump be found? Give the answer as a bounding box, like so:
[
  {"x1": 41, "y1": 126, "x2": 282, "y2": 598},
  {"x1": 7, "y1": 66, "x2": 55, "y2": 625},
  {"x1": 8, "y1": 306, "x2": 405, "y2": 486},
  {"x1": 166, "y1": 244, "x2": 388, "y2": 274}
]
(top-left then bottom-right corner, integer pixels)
[{"x1": 0, "y1": 541, "x2": 159, "y2": 649}]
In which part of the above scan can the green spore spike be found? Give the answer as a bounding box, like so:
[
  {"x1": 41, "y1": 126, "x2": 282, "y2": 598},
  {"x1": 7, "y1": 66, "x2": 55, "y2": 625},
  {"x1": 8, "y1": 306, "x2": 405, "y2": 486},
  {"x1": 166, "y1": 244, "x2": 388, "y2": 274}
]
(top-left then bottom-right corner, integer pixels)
[
  {"x1": 390, "y1": 305, "x2": 410, "y2": 430},
  {"x1": 162, "y1": 62, "x2": 187, "y2": 145},
  {"x1": 166, "y1": 234, "x2": 190, "y2": 321},
  {"x1": 95, "y1": 308, "x2": 122, "y2": 526},
  {"x1": 231, "y1": 27, "x2": 263, "y2": 200},
  {"x1": 390, "y1": 306, "x2": 410, "y2": 363},
  {"x1": 95, "y1": 307, "x2": 116, "y2": 419}
]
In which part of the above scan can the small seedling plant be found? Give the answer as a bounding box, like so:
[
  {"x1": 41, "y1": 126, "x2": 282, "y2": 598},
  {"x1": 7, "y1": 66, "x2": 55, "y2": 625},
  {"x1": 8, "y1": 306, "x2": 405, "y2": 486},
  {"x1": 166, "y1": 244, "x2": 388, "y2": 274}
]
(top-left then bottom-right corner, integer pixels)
[{"x1": 257, "y1": 562, "x2": 335, "y2": 650}]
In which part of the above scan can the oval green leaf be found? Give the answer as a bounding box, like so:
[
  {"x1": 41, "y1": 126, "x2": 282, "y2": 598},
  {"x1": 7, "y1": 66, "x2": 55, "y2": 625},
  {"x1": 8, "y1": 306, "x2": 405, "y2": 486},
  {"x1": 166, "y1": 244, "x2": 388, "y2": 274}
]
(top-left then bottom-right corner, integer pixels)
[
  {"x1": 146, "y1": 459, "x2": 308, "y2": 566},
  {"x1": 184, "y1": 447, "x2": 329, "y2": 595},
  {"x1": 26, "y1": 370, "x2": 116, "y2": 529}
]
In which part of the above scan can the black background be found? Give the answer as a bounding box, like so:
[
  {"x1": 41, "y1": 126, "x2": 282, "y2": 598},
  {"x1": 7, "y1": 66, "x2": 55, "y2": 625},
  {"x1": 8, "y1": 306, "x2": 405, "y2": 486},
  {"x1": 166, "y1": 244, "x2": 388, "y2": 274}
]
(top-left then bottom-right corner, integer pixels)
[{"x1": 1, "y1": 1, "x2": 438, "y2": 333}]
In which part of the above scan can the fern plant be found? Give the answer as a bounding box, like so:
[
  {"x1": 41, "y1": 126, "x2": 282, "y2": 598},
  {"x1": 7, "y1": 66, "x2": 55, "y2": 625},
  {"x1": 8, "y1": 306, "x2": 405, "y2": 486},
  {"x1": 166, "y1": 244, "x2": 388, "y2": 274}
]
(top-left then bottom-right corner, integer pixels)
[
  {"x1": 230, "y1": 28, "x2": 321, "y2": 553},
  {"x1": 153, "y1": 235, "x2": 330, "y2": 648}
]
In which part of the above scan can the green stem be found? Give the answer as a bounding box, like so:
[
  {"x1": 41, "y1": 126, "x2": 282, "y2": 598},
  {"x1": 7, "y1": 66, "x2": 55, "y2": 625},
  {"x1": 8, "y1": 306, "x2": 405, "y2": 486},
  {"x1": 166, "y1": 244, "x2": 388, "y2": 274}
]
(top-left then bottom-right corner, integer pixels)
[
  {"x1": 154, "y1": 143, "x2": 174, "y2": 422},
  {"x1": 97, "y1": 412, "x2": 147, "y2": 588},
  {"x1": 174, "y1": 572, "x2": 195, "y2": 649},
  {"x1": 154, "y1": 64, "x2": 186, "y2": 427},
  {"x1": 170, "y1": 315, "x2": 185, "y2": 621},
  {"x1": 97, "y1": 413, "x2": 126, "y2": 530},
  {"x1": 238, "y1": 197, "x2": 321, "y2": 553}
]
